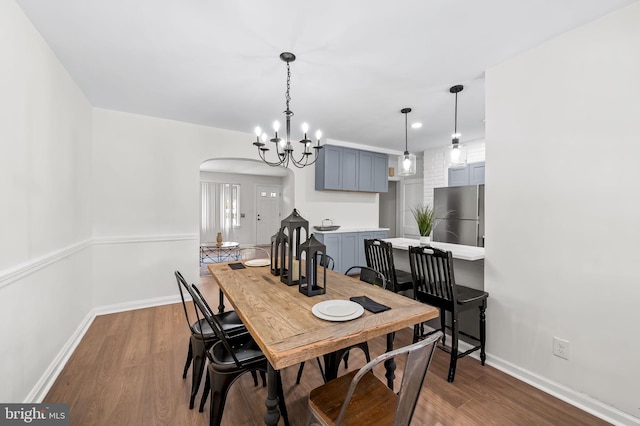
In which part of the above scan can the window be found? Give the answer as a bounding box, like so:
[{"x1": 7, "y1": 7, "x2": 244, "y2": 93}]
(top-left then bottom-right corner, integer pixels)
[{"x1": 200, "y1": 182, "x2": 240, "y2": 242}]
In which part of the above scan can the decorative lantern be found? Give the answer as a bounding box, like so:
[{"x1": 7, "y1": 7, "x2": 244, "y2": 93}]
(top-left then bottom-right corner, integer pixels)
[
  {"x1": 298, "y1": 235, "x2": 327, "y2": 297},
  {"x1": 270, "y1": 229, "x2": 288, "y2": 276},
  {"x1": 279, "y1": 209, "x2": 309, "y2": 286}
]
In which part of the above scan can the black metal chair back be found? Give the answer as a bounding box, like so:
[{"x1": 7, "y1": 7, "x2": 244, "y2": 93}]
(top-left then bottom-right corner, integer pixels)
[
  {"x1": 344, "y1": 266, "x2": 387, "y2": 289},
  {"x1": 188, "y1": 284, "x2": 244, "y2": 368},
  {"x1": 316, "y1": 253, "x2": 335, "y2": 271}
]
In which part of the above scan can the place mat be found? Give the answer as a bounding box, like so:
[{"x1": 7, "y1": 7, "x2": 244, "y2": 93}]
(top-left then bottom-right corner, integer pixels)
[
  {"x1": 349, "y1": 296, "x2": 391, "y2": 314},
  {"x1": 228, "y1": 263, "x2": 246, "y2": 270}
]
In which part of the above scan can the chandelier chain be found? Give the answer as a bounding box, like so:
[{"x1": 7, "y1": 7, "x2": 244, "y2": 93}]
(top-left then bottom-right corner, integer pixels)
[{"x1": 285, "y1": 62, "x2": 291, "y2": 112}]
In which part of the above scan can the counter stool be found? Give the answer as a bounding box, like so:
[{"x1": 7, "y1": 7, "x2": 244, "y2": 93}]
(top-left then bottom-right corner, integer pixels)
[{"x1": 408, "y1": 245, "x2": 488, "y2": 382}]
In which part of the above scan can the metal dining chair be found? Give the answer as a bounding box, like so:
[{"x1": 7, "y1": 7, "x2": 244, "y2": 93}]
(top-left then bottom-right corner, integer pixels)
[
  {"x1": 307, "y1": 331, "x2": 442, "y2": 426},
  {"x1": 174, "y1": 271, "x2": 248, "y2": 409},
  {"x1": 188, "y1": 284, "x2": 289, "y2": 426}
]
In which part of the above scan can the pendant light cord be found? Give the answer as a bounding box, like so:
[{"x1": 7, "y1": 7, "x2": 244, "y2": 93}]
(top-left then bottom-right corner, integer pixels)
[
  {"x1": 454, "y1": 91, "x2": 458, "y2": 135},
  {"x1": 404, "y1": 111, "x2": 408, "y2": 152}
]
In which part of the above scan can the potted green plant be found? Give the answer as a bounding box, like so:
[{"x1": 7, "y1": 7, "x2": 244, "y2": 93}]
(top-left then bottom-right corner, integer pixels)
[{"x1": 410, "y1": 203, "x2": 435, "y2": 244}]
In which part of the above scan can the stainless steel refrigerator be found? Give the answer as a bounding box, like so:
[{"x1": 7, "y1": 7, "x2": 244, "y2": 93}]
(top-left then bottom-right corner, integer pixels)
[{"x1": 432, "y1": 184, "x2": 484, "y2": 247}]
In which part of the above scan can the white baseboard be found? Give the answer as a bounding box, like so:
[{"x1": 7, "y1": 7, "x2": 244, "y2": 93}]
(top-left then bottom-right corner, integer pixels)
[
  {"x1": 28, "y1": 294, "x2": 182, "y2": 403},
  {"x1": 25, "y1": 309, "x2": 96, "y2": 403},
  {"x1": 427, "y1": 327, "x2": 639, "y2": 426}
]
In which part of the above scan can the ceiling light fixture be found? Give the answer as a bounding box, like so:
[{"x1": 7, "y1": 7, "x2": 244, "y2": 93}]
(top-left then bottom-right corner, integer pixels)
[
  {"x1": 398, "y1": 107, "x2": 417, "y2": 176},
  {"x1": 448, "y1": 84, "x2": 467, "y2": 166},
  {"x1": 253, "y1": 52, "x2": 323, "y2": 168}
]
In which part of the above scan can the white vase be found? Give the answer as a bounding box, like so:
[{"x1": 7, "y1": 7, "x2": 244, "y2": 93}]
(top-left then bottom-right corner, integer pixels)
[{"x1": 419, "y1": 235, "x2": 430, "y2": 245}]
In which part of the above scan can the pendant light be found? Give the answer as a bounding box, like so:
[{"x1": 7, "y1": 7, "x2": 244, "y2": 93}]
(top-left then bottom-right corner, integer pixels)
[
  {"x1": 398, "y1": 107, "x2": 416, "y2": 176},
  {"x1": 448, "y1": 85, "x2": 467, "y2": 166}
]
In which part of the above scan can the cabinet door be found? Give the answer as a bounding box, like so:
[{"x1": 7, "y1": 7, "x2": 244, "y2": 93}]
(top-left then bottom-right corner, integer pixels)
[
  {"x1": 373, "y1": 153, "x2": 389, "y2": 193},
  {"x1": 340, "y1": 233, "x2": 359, "y2": 274},
  {"x1": 319, "y1": 233, "x2": 341, "y2": 272},
  {"x1": 358, "y1": 151, "x2": 374, "y2": 192},
  {"x1": 469, "y1": 161, "x2": 485, "y2": 185},
  {"x1": 357, "y1": 232, "x2": 374, "y2": 268},
  {"x1": 341, "y1": 148, "x2": 359, "y2": 191},
  {"x1": 448, "y1": 166, "x2": 469, "y2": 187},
  {"x1": 315, "y1": 145, "x2": 343, "y2": 190}
]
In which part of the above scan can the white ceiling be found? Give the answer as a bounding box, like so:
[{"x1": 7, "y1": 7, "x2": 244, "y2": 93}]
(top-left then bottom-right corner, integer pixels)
[{"x1": 16, "y1": 0, "x2": 636, "y2": 156}]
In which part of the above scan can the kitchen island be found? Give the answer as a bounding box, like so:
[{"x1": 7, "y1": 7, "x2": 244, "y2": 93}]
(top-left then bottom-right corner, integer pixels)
[
  {"x1": 383, "y1": 237, "x2": 484, "y2": 289},
  {"x1": 383, "y1": 237, "x2": 485, "y2": 343}
]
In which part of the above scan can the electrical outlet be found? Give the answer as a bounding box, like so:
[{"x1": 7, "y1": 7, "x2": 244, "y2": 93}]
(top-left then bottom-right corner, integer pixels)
[{"x1": 553, "y1": 337, "x2": 570, "y2": 360}]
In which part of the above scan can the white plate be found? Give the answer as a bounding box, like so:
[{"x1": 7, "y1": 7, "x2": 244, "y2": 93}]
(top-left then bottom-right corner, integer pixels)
[
  {"x1": 244, "y1": 259, "x2": 271, "y2": 267},
  {"x1": 317, "y1": 300, "x2": 359, "y2": 317},
  {"x1": 312, "y1": 300, "x2": 364, "y2": 322}
]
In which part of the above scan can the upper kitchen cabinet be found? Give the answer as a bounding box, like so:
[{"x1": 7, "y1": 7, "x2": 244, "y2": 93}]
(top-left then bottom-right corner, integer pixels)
[
  {"x1": 315, "y1": 145, "x2": 388, "y2": 192},
  {"x1": 448, "y1": 161, "x2": 485, "y2": 187}
]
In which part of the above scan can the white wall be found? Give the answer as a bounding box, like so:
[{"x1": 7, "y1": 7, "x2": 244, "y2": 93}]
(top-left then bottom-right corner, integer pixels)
[
  {"x1": 0, "y1": 0, "x2": 93, "y2": 403},
  {"x1": 90, "y1": 109, "x2": 381, "y2": 307},
  {"x1": 486, "y1": 3, "x2": 640, "y2": 423}
]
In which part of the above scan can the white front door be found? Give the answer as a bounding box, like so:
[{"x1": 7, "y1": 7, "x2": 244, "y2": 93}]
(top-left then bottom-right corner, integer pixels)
[{"x1": 256, "y1": 185, "x2": 282, "y2": 245}]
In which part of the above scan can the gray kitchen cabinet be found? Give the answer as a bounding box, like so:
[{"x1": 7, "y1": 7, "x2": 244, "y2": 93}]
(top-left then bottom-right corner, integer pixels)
[
  {"x1": 317, "y1": 232, "x2": 341, "y2": 271},
  {"x1": 316, "y1": 230, "x2": 388, "y2": 275},
  {"x1": 342, "y1": 148, "x2": 359, "y2": 191},
  {"x1": 315, "y1": 145, "x2": 388, "y2": 192},
  {"x1": 448, "y1": 166, "x2": 470, "y2": 187},
  {"x1": 448, "y1": 161, "x2": 485, "y2": 186},
  {"x1": 469, "y1": 162, "x2": 485, "y2": 185},
  {"x1": 339, "y1": 233, "x2": 358, "y2": 274},
  {"x1": 358, "y1": 151, "x2": 375, "y2": 192},
  {"x1": 373, "y1": 153, "x2": 388, "y2": 192},
  {"x1": 315, "y1": 145, "x2": 342, "y2": 190}
]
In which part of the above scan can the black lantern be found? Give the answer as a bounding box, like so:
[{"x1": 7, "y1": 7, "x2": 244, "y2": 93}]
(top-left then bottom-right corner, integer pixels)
[
  {"x1": 279, "y1": 209, "x2": 309, "y2": 286},
  {"x1": 298, "y1": 235, "x2": 327, "y2": 297},
  {"x1": 270, "y1": 229, "x2": 288, "y2": 276}
]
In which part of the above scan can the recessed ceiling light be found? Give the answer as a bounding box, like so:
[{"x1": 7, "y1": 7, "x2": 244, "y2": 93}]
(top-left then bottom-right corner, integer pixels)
[{"x1": 411, "y1": 122, "x2": 422, "y2": 129}]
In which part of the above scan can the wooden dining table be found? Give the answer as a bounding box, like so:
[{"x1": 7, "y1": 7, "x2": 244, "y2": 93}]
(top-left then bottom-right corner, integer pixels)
[{"x1": 207, "y1": 261, "x2": 438, "y2": 426}]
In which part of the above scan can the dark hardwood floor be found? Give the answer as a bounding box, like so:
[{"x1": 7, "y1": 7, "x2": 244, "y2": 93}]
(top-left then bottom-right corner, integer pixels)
[{"x1": 44, "y1": 274, "x2": 609, "y2": 425}]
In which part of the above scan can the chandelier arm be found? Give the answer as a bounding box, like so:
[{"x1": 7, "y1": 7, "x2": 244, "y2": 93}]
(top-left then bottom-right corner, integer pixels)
[{"x1": 257, "y1": 147, "x2": 286, "y2": 167}]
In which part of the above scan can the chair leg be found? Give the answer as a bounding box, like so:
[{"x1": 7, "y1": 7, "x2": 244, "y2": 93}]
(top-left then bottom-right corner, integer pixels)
[
  {"x1": 479, "y1": 302, "x2": 487, "y2": 365},
  {"x1": 183, "y1": 340, "x2": 193, "y2": 379},
  {"x1": 250, "y1": 370, "x2": 258, "y2": 386},
  {"x1": 209, "y1": 369, "x2": 241, "y2": 426},
  {"x1": 440, "y1": 309, "x2": 447, "y2": 346},
  {"x1": 199, "y1": 371, "x2": 210, "y2": 412},
  {"x1": 295, "y1": 361, "x2": 306, "y2": 385},
  {"x1": 343, "y1": 351, "x2": 350, "y2": 369},
  {"x1": 448, "y1": 314, "x2": 459, "y2": 383},
  {"x1": 190, "y1": 337, "x2": 208, "y2": 409},
  {"x1": 260, "y1": 370, "x2": 266, "y2": 387}
]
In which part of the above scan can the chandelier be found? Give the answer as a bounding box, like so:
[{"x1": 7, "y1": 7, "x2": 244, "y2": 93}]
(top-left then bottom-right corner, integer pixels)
[{"x1": 253, "y1": 52, "x2": 323, "y2": 168}]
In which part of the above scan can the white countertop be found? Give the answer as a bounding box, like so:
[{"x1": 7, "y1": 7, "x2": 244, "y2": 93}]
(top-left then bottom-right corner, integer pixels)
[
  {"x1": 312, "y1": 227, "x2": 390, "y2": 234},
  {"x1": 383, "y1": 237, "x2": 485, "y2": 261}
]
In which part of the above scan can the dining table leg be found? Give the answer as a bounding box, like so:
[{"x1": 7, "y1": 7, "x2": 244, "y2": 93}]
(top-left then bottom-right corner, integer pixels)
[
  {"x1": 264, "y1": 363, "x2": 280, "y2": 426},
  {"x1": 384, "y1": 332, "x2": 396, "y2": 390}
]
